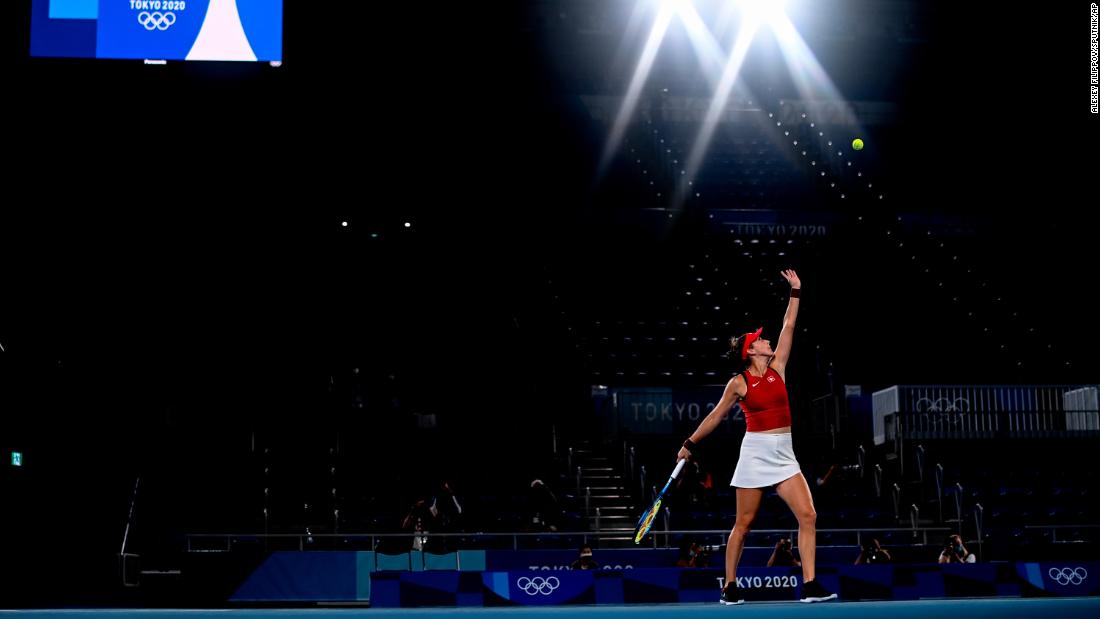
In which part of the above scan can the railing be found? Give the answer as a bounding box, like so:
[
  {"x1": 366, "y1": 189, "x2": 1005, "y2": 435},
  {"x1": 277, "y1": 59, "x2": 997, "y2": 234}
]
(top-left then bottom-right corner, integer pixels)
[
  {"x1": 974, "y1": 504, "x2": 983, "y2": 560},
  {"x1": 950, "y1": 483, "x2": 963, "y2": 529},
  {"x1": 185, "y1": 526, "x2": 956, "y2": 554},
  {"x1": 1022, "y1": 524, "x2": 1100, "y2": 543},
  {"x1": 120, "y1": 477, "x2": 141, "y2": 558},
  {"x1": 892, "y1": 483, "x2": 901, "y2": 521},
  {"x1": 119, "y1": 477, "x2": 141, "y2": 588},
  {"x1": 934, "y1": 464, "x2": 944, "y2": 523}
]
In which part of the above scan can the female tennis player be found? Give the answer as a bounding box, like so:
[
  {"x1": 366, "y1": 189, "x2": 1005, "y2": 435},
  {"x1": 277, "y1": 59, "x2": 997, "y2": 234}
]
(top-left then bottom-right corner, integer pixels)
[{"x1": 676, "y1": 269, "x2": 836, "y2": 604}]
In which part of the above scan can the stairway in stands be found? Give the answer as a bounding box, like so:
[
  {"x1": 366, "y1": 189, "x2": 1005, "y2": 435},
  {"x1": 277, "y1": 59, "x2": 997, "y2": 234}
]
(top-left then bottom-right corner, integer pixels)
[{"x1": 567, "y1": 441, "x2": 638, "y2": 548}]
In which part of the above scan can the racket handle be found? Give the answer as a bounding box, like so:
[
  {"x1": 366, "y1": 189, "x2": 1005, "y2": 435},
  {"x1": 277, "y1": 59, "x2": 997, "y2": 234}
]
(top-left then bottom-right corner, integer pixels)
[{"x1": 671, "y1": 458, "x2": 687, "y2": 479}]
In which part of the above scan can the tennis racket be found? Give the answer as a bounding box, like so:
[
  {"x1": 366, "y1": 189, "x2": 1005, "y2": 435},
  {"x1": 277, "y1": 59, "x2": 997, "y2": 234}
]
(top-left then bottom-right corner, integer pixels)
[{"x1": 633, "y1": 458, "x2": 687, "y2": 544}]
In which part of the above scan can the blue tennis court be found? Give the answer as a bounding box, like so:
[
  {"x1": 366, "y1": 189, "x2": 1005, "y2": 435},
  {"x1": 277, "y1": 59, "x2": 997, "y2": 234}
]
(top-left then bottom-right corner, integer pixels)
[{"x1": 4, "y1": 599, "x2": 1100, "y2": 619}]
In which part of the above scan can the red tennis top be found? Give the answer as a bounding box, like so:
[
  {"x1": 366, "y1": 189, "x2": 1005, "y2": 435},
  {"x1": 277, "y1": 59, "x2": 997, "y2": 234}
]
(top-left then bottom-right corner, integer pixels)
[{"x1": 740, "y1": 367, "x2": 792, "y2": 432}]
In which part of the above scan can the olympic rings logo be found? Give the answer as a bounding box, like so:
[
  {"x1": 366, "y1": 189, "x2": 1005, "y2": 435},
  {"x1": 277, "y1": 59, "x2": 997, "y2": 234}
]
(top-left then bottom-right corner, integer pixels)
[
  {"x1": 914, "y1": 397, "x2": 970, "y2": 414},
  {"x1": 517, "y1": 576, "x2": 560, "y2": 595},
  {"x1": 1049, "y1": 567, "x2": 1087, "y2": 586},
  {"x1": 138, "y1": 12, "x2": 177, "y2": 30}
]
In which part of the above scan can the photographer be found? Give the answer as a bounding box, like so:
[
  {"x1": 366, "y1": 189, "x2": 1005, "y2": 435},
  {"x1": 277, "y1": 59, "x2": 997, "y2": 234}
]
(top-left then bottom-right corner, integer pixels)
[
  {"x1": 401, "y1": 495, "x2": 438, "y2": 552},
  {"x1": 854, "y1": 538, "x2": 892, "y2": 565},
  {"x1": 767, "y1": 537, "x2": 801, "y2": 568},
  {"x1": 571, "y1": 544, "x2": 599, "y2": 570},
  {"x1": 676, "y1": 540, "x2": 711, "y2": 568},
  {"x1": 938, "y1": 534, "x2": 976, "y2": 564}
]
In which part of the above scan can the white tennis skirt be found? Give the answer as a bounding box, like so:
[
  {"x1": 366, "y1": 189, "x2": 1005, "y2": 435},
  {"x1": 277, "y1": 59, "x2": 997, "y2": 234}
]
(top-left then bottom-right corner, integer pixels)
[{"x1": 730, "y1": 432, "x2": 802, "y2": 488}]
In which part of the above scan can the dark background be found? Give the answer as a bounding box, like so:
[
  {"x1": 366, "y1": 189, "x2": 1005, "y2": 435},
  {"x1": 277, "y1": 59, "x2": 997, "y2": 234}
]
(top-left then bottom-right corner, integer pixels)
[{"x1": 0, "y1": 0, "x2": 1098, "y2": 605}]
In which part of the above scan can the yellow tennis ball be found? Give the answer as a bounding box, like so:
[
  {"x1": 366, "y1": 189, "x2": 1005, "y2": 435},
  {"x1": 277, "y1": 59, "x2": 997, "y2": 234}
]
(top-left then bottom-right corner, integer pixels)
[{"x1": 852, "y1": 138, "x2": 864, "y2": 151}]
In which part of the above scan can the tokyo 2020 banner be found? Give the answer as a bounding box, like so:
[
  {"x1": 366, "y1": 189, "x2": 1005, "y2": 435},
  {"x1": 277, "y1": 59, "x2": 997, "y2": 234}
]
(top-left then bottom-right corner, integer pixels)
[{"x1": 31, "y1": 0, "x2": 282, "y2": 62}]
